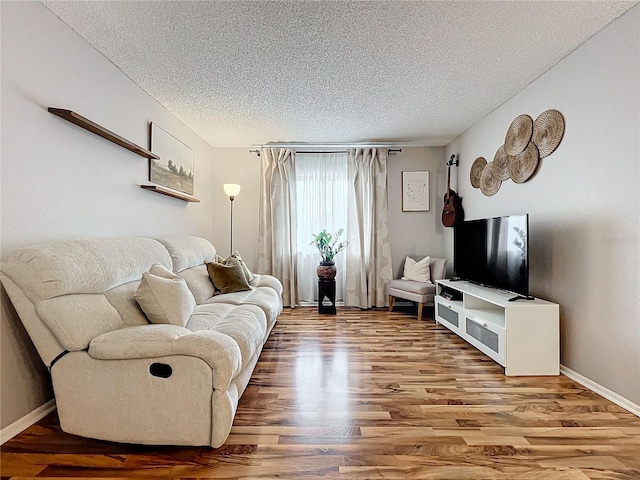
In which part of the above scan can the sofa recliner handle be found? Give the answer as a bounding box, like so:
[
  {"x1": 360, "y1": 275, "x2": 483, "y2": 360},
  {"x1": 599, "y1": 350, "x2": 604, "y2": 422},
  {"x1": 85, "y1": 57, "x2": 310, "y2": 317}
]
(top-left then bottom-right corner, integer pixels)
[{"x1": 149, "y1": 362, "x2": 173, "y2": 378}]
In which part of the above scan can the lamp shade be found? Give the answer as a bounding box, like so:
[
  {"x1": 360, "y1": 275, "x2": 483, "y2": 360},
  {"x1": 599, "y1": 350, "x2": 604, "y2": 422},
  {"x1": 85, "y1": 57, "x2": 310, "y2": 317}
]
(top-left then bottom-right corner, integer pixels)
[{"x1": 223, "y1": 183, "x2": 241, "y2": 197}]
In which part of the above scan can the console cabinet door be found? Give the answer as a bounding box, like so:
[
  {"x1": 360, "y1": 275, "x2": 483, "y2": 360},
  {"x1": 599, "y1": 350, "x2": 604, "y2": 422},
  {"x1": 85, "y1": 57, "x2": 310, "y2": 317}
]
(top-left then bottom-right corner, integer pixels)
[
  {"x1": 463, "y1": 315, "x2": 505, "y2": 366},
  {"x1": 435, "y1": 300, "x2": 463, "y2": 336}
]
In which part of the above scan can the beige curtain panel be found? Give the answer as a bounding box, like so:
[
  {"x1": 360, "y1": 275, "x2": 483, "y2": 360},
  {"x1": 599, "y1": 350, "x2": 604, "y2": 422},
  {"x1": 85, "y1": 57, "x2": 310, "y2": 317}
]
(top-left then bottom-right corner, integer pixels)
[
  {"x1": 257, "y1": 148, "x2": 299, "y2": 307},
  {"x1": 345, "y1": 148, "x2": 393, "y2": 308}
]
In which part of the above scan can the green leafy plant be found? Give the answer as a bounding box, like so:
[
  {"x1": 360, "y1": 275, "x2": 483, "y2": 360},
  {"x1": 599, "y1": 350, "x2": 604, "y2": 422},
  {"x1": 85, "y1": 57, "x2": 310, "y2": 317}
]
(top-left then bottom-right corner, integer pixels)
[{"x1": 310, "y1": 229, "x2": 348, "y2": 264}]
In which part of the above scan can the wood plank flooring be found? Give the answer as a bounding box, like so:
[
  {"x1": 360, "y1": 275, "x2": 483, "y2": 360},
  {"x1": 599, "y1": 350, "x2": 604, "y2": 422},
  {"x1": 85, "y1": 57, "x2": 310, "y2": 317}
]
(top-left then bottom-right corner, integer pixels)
[{"x1": 2, "y1": 307, "x2": 639, "y2": 479}]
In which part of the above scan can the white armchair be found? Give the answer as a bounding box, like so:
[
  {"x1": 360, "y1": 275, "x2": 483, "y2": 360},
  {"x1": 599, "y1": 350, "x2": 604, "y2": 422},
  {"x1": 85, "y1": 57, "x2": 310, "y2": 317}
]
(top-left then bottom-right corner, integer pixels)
[{"x1": 388, "y1": 256, "x2": 448, "y2": 321}]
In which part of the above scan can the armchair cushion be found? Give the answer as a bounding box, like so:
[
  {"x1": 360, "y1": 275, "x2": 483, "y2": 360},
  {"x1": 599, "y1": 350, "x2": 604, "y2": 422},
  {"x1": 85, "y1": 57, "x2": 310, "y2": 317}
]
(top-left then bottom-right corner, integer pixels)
[
  {"x1": 430, "y1": 257, "x2": 448, "y2": 283},
  {"x1": 388, "y1": 257, "x2": 448, "y2": 309},
  {"x1": 388, "y1": 279, "x2": 436, "y2": 296},
  {"x1": 403, "y1": 255, "x2": 431, "y2": 282}
]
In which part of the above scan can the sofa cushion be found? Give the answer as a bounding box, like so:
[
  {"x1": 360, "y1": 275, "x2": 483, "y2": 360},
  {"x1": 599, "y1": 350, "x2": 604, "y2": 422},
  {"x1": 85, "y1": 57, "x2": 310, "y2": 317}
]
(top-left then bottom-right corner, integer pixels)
[
  {"x1": 177, "y1": 264, "x2": 216, "y2": 305},
  {"x1": 203, "y1": 286, "x2": 282, "y2": 328},
  {"x1": 388, "y1": 278, "x2": 436, "y2": 296},
  {"x1": 206, "y1": 258, "x2": 251, "y2": 295},
  {"x1": 187, "y1": 304, "x2": 267, "y2": 370},
  {"x1": 155, "y1": 236, "x2": 217, "y2": 273},
  {"x1": 186, "y1": 302, "x2": 236, "y2": 330},
  {"x1": 1, "y1": 237, "x2": 172, "y2": 303},
  {"x1": 104, "y1": 281, "x2": 149, "y2": 327},
  {"x1": 403, "y1": 256, "x2": 431, "y2": 283},
  {"x1": 36, "y1": 294, "x2": 124, "y2": 351},
  {"x1": 134, "y1": 264, "x2": 196, "y2": 327}
]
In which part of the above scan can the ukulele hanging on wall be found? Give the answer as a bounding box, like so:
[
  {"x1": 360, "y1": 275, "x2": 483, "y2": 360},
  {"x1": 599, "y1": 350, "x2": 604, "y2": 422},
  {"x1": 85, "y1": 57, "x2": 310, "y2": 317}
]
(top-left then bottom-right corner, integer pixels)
[{"x1": 442, "y1": 154, "x2": 464, "y2": 227}]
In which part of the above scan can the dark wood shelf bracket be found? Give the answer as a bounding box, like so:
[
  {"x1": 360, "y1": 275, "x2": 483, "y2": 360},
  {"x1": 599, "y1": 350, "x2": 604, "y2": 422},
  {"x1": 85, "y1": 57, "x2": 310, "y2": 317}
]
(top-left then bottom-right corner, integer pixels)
[
  {"x1": 140, "y1": 185, "x2": 200, "y2": 203},
  {"x1": 48, "y1": 108, "x2": 159, "y2": 160}
]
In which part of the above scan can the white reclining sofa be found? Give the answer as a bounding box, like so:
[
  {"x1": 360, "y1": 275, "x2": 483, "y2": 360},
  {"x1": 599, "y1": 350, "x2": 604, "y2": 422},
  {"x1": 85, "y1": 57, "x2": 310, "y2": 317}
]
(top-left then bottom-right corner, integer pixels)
[{"x1": 0, "y1": 236, "x2": 283, "y2": 447}]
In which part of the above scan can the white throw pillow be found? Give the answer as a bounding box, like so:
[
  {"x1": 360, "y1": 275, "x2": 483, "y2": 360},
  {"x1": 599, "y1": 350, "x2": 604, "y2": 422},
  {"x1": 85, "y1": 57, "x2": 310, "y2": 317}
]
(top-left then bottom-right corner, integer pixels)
[
  {"x1": 232, "y1": 250, "x2": 256, "y2": 283},
  {"x1": 403, "y1": 256, "x2": 431, "y2": 283},
  {"x1": 134, "y1": 263, "x2": 196, "y2": 327}
]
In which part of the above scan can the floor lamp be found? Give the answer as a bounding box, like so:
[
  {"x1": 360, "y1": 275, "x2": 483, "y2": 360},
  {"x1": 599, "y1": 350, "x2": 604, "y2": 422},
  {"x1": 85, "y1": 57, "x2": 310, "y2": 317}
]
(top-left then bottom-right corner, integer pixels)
[{"x1": 223, "y1": 183, "x2": 241, "y2": 255}]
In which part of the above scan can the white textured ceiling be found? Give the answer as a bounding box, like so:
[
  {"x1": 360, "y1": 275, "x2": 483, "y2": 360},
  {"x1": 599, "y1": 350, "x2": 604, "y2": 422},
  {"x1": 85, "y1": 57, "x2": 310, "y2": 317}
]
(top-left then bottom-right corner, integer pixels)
[{"x1": 44, "y1": 1, "x2": 637, "y2": 148}]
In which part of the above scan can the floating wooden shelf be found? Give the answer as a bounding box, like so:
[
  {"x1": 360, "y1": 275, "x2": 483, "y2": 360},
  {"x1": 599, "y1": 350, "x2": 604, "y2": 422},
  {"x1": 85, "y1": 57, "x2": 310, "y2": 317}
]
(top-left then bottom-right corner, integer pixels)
[
  {"x1": 48, "y1": 108, "x2": 159, "y2": 160},
  {"x1": 140, "y1": 185, "x2": 200, "y2": 203}
]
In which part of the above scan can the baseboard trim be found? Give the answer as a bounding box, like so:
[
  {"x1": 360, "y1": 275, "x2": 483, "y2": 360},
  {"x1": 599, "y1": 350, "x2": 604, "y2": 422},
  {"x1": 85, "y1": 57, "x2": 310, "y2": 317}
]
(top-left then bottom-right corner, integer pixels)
[
  {"x1": 0, "y1": 399, "x2": 56, "y2": 445},
  {"x1": 560, "y1": 365, "x2": 640, "y2": 417}
]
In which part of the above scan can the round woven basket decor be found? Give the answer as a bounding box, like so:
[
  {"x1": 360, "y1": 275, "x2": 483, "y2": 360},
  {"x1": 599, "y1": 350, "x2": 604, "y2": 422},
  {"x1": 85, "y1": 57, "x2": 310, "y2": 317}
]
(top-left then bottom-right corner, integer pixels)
[
  {"x1": 492, "y1": 145, "x2": 512, "y2": 181},
  {"x1": 533, "y1": 109, "x2": 565, "y2": 158},
  {"x1": 470, "y1": 157, "x2": 487, "y2": 188},
  {"x1": 504, "y1": 114, "x2": 533, "y2": 156},
  {"x1": 480, "y1": 162, "x2": 502, "y2": 196},
  {"x1": 509, "y1": 142, "x2": 539, "y2": 183}
]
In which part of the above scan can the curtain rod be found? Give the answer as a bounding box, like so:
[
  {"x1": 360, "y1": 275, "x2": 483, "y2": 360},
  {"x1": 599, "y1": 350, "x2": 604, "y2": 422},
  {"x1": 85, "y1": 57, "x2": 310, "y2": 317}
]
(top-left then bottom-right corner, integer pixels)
[
  {"x1": 249, "y1": 148, "x2": 402, "y2": 157},
  {"x1": 252, "y1": 143, "x2": 403, "y2": 148}
]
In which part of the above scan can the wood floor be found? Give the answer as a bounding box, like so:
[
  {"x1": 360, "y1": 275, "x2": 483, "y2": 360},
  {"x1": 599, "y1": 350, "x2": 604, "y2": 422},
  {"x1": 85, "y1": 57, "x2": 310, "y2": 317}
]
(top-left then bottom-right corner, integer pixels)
[{"x1": 2, "y1": 307, "x2": 639, "y2": 479}]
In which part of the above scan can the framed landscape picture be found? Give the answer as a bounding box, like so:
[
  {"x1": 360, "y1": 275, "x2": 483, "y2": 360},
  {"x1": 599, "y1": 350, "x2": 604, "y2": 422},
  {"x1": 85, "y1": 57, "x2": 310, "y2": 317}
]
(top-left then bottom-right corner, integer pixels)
[
  {"x1": 149, "y1": 123, "x2": 194, "y2": 195},
  {"x1": 402, "y1": 170, "x2": 430, "y2": 212}
]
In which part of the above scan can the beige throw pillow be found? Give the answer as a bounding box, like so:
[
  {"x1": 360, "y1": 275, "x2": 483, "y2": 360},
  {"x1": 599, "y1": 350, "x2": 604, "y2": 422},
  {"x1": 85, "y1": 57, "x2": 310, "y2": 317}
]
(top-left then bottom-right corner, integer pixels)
[
  {"x1": 403, "y1": 256, "x2": 431, "y2": 283},
  {"x1": 134, "y1": 263, "x2": 196, "y2": 327},
  {"x1": 232, "y1": 250, "x2": 256, "y2": 283},
  {"x1": 206, "y1": 257, "x2": 251, "y2": 295}
]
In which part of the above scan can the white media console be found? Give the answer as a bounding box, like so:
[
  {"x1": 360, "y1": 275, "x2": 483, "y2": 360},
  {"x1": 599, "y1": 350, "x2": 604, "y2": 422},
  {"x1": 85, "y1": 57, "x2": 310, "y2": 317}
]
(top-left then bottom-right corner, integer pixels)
[{"x1": 435, "y1": 279, "x2": 559, "y2": 376}]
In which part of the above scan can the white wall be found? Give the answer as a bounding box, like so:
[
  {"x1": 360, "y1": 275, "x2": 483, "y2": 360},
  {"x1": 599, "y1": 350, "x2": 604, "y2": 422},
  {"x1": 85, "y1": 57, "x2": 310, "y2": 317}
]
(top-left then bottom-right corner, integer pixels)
[
  {"x1": 1, "y1": 2, "x2": 219, "y2": 428},
  {"x1": 447, "y1": 6, "x2": 639, "y2": 405},
  {"x1": 207, "y1": 149, "x2": 263, "y2": 270},
  {"x1": 387, "y1": 147, "x2": 448, "y2": 277},
  {"x1": 208, "y1": 147, "x2": 448, "y2": 278}
]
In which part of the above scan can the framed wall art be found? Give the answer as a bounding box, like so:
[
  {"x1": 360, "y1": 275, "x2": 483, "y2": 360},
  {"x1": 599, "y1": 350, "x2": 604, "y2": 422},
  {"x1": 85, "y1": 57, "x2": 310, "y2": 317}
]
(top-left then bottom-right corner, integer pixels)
[
  {"x1": 402, "y1": 170, "x2": 430, "y2": 212},
  {"x1": 149, "y1": 123, "x2": 194, "y2": 195}
]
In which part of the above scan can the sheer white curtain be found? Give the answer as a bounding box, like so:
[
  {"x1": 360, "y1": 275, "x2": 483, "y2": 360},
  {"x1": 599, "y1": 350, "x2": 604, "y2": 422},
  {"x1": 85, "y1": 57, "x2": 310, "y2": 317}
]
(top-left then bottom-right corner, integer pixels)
[
  {"x1": 296, "y1": 152, "x2": 349, "y2": 303},
  {"x1": 257, "y1": 148, "x2": 298, "y2": 307},
  {"x1": 345, "y1": 148, "x2": 393, "y2": 308}
]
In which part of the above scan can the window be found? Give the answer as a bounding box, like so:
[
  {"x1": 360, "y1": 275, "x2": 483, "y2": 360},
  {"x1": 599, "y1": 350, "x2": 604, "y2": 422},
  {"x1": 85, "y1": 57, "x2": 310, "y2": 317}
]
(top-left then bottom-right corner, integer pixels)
[{"x1": 295, "y1": 152, "x2": 348, "y2": 303}]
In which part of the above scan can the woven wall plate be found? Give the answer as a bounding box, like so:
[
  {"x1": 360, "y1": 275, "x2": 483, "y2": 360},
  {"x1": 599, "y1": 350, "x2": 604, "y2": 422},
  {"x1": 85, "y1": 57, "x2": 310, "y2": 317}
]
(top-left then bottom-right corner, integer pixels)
[
  {"x1": 480, "y1": 162, "x2": 502, "y2": 196},
  {"x1": 504, "y1": 114, "x2": 533, "y2": 156},
  {"x1": 492, "y1": 145, "x2": 512, "y2": 181},
  {"x1": 509, "y1": 142, "x2": 539, "y2": 183},
  {"x1": 470, "y1": 157, "x2": 487, "y2": 188},
  {"x1": 533, "y1": 109, "x2": 565, "y2": 158}
]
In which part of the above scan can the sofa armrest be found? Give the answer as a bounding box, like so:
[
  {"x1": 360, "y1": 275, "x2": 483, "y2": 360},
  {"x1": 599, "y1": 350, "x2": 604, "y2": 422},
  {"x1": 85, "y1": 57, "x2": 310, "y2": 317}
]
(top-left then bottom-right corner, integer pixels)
[
  {"x1": 250, "y1": 274, "x2": 283, "y2": 296},
  {"x1": 88, "y1": 325, "x2": 242, "y2": 391}
]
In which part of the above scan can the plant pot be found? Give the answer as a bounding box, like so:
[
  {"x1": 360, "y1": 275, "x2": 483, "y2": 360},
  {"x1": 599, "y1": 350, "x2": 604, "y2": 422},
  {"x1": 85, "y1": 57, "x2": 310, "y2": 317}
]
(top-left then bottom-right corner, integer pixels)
[{"x1": 316, "y1": 262, "x2": 337, "y2": 280}]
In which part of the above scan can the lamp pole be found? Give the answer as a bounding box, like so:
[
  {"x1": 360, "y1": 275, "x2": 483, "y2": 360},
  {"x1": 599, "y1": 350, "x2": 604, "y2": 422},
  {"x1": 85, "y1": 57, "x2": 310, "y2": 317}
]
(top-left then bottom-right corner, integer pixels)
[
  {"x1": 229, "y1": 194, "x2": 235, "y2": 255},
  {"x1": 223, "y1": 184, "x2": 241, "y2": 255}
]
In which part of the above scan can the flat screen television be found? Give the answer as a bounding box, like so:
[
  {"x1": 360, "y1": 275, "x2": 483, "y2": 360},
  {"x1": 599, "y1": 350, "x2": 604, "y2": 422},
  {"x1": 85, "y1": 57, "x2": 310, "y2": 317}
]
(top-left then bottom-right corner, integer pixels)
[{"x1": 454, "y1": 213, "x2": 529, "y2": 298}]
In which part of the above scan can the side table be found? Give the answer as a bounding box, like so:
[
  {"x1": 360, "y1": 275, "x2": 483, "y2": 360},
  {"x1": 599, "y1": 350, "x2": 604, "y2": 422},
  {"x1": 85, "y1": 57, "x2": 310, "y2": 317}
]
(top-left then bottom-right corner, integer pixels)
[{"x1": 318, "y1": 279, "x2": 336, "y2": 314}]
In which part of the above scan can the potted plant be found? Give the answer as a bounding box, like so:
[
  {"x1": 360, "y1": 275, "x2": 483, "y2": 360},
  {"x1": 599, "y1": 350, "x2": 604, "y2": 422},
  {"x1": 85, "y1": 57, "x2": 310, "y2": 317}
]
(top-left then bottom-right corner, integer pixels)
[{"x1": 311, "y1": 229, "x2": 348, "y2": 279}]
